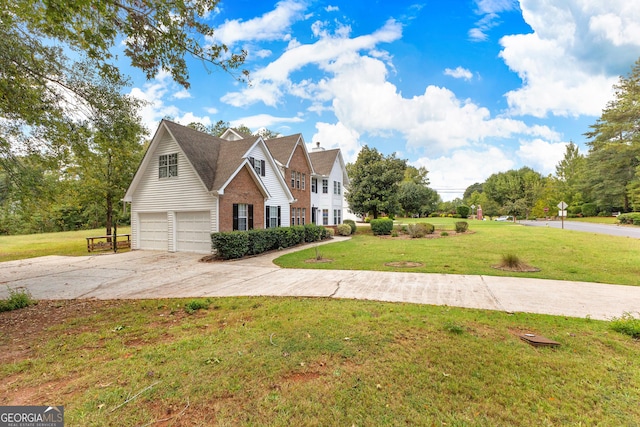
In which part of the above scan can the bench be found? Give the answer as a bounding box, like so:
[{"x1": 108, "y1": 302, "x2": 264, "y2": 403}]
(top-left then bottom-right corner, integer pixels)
[{"x1": 86, "y1": 234, "x2": 131, "y2": 252}]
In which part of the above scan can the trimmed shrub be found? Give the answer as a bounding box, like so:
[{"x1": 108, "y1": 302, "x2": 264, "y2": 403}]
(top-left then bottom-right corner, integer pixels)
[
  {"x1": 324, "y1": 227, "x2": 335, "y2": 236},
  {"x1": 370, "y1": 218, "x2": 394, "y2": 235},
  {"x1": 304, "y1": 223, "x2": 324, "y2": 242},
  {"x1": 407, "y1": 223, "x2": 427, "y2": 238},
  {"x1": 456, "y1": 205, "x2": 470, "y2": 218},
  {"x1": 422, "y1": 222, "x2": 435, "y2": 234},
  {"x1": 247, "y1": 229, "x2": 277, "y2": 255},
  {"x1": 581, "y1": 203, "x2": 598, "y2": 217},
  {"x1": 343, "y1": 219, "x2": 357, "y2": 234},
  {"x1": 211, "y1": 231, "x2": 249, "y2": 260},
  {"x1": 336, "y1": 223, "x2": 352, "y2": 236},
  {"x1": 455, "y1": 221, "x2": 469, "y2": 233},
  {"x1": 618, "y1": 213, "x2": 640, "y2": 225}
]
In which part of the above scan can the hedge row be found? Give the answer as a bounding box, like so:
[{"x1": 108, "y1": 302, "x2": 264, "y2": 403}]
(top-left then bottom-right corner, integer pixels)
[
  {"x1": 211, "y1": 224, "x2": 331, "y2": 260},
  {"x1": 618, "y1": 213, "x2": 640, "y2": 226}
]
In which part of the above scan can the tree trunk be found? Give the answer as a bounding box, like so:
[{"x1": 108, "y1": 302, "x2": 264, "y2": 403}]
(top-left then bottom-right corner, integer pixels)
[{"x1": 105, "y1": 192, "x2": 113, "y2": 241}]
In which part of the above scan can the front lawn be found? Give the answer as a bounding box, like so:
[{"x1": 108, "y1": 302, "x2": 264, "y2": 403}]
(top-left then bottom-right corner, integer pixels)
[
  {"x1": 1, "y1": 297, "x2": 638, "y2": 426},
  {"x1": 0, "y1": 227, "x2": 131, "y2": 262},
  {"x1": 275, "y1": 218, "x2": 640, "y2": 286}
]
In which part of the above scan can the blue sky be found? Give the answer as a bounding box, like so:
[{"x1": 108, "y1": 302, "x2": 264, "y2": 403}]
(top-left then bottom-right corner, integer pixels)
[{"x1": 124, "y1": 0, "x2": 640, "y2": 200}]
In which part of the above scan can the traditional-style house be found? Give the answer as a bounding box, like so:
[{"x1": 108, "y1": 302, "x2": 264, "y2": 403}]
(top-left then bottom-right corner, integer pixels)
[
  {"x1": 123, "y1": 120, "x2": 294, "y2": 253},
  {"x1": 264, "y1": 134, "x2": 314, "y2": 226},
  {"x1": 308, "y1": 142, "x2": 350, "y2": 226}
]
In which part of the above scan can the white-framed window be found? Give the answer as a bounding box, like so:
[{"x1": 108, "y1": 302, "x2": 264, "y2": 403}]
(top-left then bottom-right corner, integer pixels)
[
  {"x1": 297, "y1": 207, "x2": 302, "y2": 225},
  {"x1": 322, "y1": 209, "x2": 329, "y2": 225},
  {"x1": 296, "y1": 172, "x2": 301, "y2": 189},
  {"x1": 334, "y1": 209, "x2": 342, "y2": 225},
  {"x1": 302, "y1": 208, "x2": 306, "y2": 225},
  {"x1": 291, "y1": 171, "x2": 296, "y2": 188},
  {"x1": 322, "y1": 179, "x2": 328, "y2": 194},
  {"x1": 159, "y1": 153, "x2": 178, "y2": 178},
  {"x1": 333, "y1": 181, "x2": 341, "y2": 195},
  {"x1": 311, "y1": 178, "x2": 317, "y2": 193},
  {"x1": 302, "y1": 174, "x2": 306, "y2": 190},
  {"x1": 251, "y1": 157, "x2": 264, "y2": 176}
]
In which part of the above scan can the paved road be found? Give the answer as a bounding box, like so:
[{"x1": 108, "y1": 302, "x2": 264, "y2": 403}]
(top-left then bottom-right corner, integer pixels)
[
  {"x1": 2, "y1": 237, "x2": 639, "y2": 321},
  {"x1": 519, "y1": 219, "x2": 640, "y2": 238}
]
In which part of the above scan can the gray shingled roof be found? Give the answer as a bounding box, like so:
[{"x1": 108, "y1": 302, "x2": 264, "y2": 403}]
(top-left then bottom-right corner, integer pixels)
[
  {"x1": 163, "y1": 120, "x2": 259, "y2": 192},
  {"x1": 264, "y1": 134, "x2": 301, "y2": 166},
  {"x1": 308, "y1": 149, "x2": 340, "y2": 176}
]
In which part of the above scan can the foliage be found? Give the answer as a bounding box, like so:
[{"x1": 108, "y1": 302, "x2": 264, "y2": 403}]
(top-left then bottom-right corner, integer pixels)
[
  {"x1": 483, "y1": 167, "x2": 545, "y2": 218},
  {"x1": 402, "y1": 165, "x2": 430, "y2": 185},
  {"x1": 369, "y1": 218, "x2": 394, "y2": 235},
  {"x1": 398, "y1": 181, "x2": 439, "y2": 217},
  {"x1": 346, "y1": 146, "x2": 406, "y2": 219},
  {"x1": 617, "y1": 213, "x2": 640, "y2": 225},
  {"x1": 555, "y1": 142, "x2": 586, "y2": 207},
  {"x1": 406, "y1": 223, "x2": 427, "y2": 238},
  {"x1": 184, "y1": 299, "x2": 210, "y2": 314},
  {"x1": 211, "y1": 231, "x2": 249, "y2": 260},
  {"x1": 3, "y1": 1, "x2": 247, "y2": 91},
  {"x1": 336, "y1": 224, "x2": 352, "y2": 236},
  {"x1": 581, "y1": 203, "x2": 598, "y2": 217},
  {"x1": 212, "y1": 225, "x2": 328, "y2": 260},
  {"x1": 584, "y1": 58, "x2": 640, "y2": 212},
  {"x1": 0, "y1": 287, "x2": 35, "y2": 312},
  {"x1": 343, "y1": 219, "x2": 357, "y2": 234},
  {"x1": 610, "y1": 313, "x2": 640, "y2": 338},
  {"x1": 456, "y1": 205, "x2": 470, "y2": 218},
  {"x1": 455, "y1": 221, "x2": 469, "y2": 233}
]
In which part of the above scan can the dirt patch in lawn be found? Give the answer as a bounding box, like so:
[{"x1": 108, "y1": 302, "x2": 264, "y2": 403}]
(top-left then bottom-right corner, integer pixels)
[
  {"x1": 0, "y1": 299, "x2": 125, "y2": 364},
  {"x1": 384, "y1": 261, "x2": 424, "y2": 268}
]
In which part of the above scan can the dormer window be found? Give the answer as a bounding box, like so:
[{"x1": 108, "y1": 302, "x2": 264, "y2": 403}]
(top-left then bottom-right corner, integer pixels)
[{"x1": 159, "y1": 153, "x2": 178, "y2": 178}]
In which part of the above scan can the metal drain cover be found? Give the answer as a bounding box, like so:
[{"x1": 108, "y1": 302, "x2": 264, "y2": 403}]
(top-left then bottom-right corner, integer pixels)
[{"x1": 519, "y1": 333, "x2": 561, "y2": 347}]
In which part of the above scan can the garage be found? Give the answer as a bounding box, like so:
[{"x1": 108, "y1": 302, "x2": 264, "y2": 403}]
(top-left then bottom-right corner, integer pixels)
[
  {"x1": 176, "y1": 211, "x2": 212, "y2": 253},
  {"x1": 138, "y1": 213, "x2": 168, "y2": 250}
]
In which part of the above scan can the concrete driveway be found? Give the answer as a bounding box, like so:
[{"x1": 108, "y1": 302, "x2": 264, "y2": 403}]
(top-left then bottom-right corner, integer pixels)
[{"x1": 1, "y1": 238, "x2": 639, "y2": 320}]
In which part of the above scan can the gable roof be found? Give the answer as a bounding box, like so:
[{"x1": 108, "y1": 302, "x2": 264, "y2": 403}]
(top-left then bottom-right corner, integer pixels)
[
  {"x1": 220, "y1": 128, "x2": 253, "y2": 141},
  {"x1": 309, "y1": 148, "x2": 350, "y2": 185},
  {"x1": 125, "y1": 120, "x2": 296, "y2": 202},
  {"x1": 264, "y1": 134, "x2": 314, "y2": 173}
]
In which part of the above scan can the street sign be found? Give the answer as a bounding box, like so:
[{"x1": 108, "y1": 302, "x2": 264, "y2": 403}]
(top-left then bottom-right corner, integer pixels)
[{"x1": 557, "y1": 201, "x2": 567, "y2": 229}]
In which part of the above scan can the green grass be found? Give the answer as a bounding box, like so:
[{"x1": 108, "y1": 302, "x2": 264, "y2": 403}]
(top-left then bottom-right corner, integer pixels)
[
  {"x1": 275, "y1": 218, "x2": 640, "y2": 286},
  {"x1": 0, "y1": 288, "x2": 35, "y2": 312},
  {"x1": 1, "y1": 297, "x2": 638, "y2": 426},
  {"x1": 0, "y1": 227, "x2": 131, "y2": 262}
]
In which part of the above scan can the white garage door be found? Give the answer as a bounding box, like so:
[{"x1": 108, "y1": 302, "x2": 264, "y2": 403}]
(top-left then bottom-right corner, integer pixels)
[
  {"x1": 176, "y1": 211, "x2": 212, "y2": 253},
  {"x1": 138, "y1": 213, "x2": 168, "y2": 250}
]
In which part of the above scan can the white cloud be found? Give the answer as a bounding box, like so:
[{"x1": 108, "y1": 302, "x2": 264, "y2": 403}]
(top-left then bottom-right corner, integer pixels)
[
  {"x1": 229, "y1": 113, "x2": 304, "y2": 130},
  {"x1": 469, "y1": 0, "x2": 518, "y2": 41},
  {"x1": 175, "y1": 113, "x2": 212, "y2": 127},
  {"x1": 500, "y1": 0, "x2": 640, "y2": 118},
  {"x1": 210, "y1": 0, "x2": 307, "y2": 46},
  {"x1": 205, "y1": 107, "x2": 219, "y2": 114},
  {"x1": 325, "y1": 5, "x2": 339, "y2": 12},
  {"x1": 129, "y1": 71, "x2": 180, "y2": 132},
  {"x1": 444, "y1": 66, "x2": 473, "y2": 80},
  {"x1": 311, "y1": 121, "x2": 361, "y2": 162},
  {"x1": 417, "y1": 146, "x2": 515, "y2": 201},
  {"x1": 516, "y1": 139, "x2": 567, "y2": 175},
  {"x1": 172, "y1": 89, "x2": 191, "y2": 99},
  {"x1": 221, "y1": 18, "x2": 403, "y2": 107}
]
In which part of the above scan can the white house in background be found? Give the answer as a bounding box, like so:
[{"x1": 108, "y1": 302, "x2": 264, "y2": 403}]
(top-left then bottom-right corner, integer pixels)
[
  {"x1": 308, "y1": 142, "x2": 350, "y2": 226},
  {"x1": 123, "y1": 120, "x2": 294, "y2": 253}
]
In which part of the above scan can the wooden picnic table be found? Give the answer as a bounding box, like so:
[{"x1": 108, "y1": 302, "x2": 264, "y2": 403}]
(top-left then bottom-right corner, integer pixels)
[{"x1": 86, "y1": 234, "x2": 131, "y2": 252}]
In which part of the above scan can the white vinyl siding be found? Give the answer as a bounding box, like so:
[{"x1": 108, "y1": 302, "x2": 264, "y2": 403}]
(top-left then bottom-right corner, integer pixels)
[
  {"x1": 130, "y1": 132, "x2": 217, "y2": 251},
  {"x1": 246, "y1": 144, "x2": 291, "y2": 227},
  {"x1": 311, "y1": 156, "x2": 345, "y2": 226}
]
